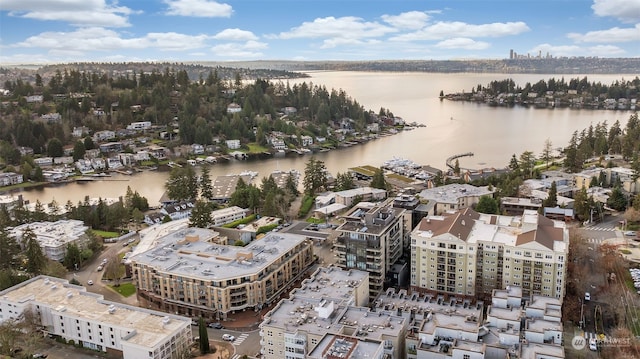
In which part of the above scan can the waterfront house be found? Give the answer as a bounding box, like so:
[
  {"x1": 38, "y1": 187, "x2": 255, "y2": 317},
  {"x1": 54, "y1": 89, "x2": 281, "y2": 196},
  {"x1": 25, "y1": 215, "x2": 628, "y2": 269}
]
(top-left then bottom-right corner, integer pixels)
[
  {"x1": 225, "y1": 139, "x2": 241, "y2": 150},
  {"x1": 75, "y1": 159, "x2": 94, "y2": 174},
  {"x1": 191, "y1": 143, "x2": 204, "y2": 155},
  {"x1": 107, "y1": 157, "x2": 123, "y2": 170},
  {"x1": 133, "y1": 150, "x2": 150, "y2": 162},
  {"x1": 300, "y1": 135, "x2": 313, "y2": 147},
  {"x1": 269, "y1": 137, "x2": 286, "y2": 150},
  {"x1": 53, "y1": 156, "x2": 74, "y2": 165},
  {"x1": 0, "y1": 172, "x2": 23, "y2": 187}
]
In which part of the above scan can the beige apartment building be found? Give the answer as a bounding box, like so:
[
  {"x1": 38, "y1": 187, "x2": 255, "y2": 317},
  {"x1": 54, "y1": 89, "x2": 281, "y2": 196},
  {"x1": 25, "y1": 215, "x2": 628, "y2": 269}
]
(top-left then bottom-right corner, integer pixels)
[
  {"x1": 131, "y1": 228, "x2": 314, "y2": 320},
  {"x1": 410, "y1": 208, "x2": 568, "y2": 300},
  {"x1": 334, "y1": 199, "x2": 407, "y2": 301}
]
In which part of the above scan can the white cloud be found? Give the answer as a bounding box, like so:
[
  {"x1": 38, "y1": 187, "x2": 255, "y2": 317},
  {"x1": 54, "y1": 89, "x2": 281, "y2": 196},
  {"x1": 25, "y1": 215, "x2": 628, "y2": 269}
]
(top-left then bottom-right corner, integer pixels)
[
  {"x1": 435, "y1": 38, "x2": 490, "y2": 50},
  {"x1": 13, "y1": 27, "x2": 212, "y2": 53},
  {"x1": 530, "y1": 43, "x2": 626, "y2": 57},
  {"x1": 277, "y1": 16, "x2": 396, "y2": 40},
  {"x1": 381, "y1": 11, "x2": 431, "y2": 30},
  {"x1": 592, "y1": 0, "x2": 640, "y2": 23},
  {"x1": 164, "y1": 0, "x2": 232, "y2": 18},
  {"x1": 213, "y1": 28, "x2": 258, "y2": 41},
  {"x1": 391, "y1": 21, "x2": 530, "y2": 41},
  {"x1": 567, "y1": 24, "x2": 640, "y2": 43},
  {"x1": 1, "y1": 0, "x2": 134, "y2": 27},
  {"x1": 211, "y1": 40, "x2": 267, "y2": 58}
]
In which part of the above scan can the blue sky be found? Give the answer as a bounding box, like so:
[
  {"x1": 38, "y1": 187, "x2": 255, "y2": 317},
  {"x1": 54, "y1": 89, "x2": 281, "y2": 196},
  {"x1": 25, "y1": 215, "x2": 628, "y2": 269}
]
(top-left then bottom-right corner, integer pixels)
[{"x1": 1, "y1": 0, "x2": 639, "y2": 64}]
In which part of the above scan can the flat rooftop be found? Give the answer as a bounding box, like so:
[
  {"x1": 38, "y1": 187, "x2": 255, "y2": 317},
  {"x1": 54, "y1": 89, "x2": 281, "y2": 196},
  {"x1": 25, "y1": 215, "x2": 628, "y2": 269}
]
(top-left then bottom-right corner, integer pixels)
[
  {"x1": 488, "y1": 306, "x2": 521, "y2": 321},
  {"x1": 0, "y1": 276, "x2": 188, "y2": 348},
  {"x1": 131, "y1": 228, "x2": 308, "y2": 281},
  {"x1": 293, "y1": 267, "x2": 368, "y2": 304},
  {"x1": 418, "y1": 184, "x2": 494, "y2": 204},
  {"x1": 519, "y1": 342, "x2": 564, "y2": 359},
  {"x1": 10, "y1": 220, "x2": 88, "y2": 247},
  {"x1": 526, "y1": 317, "x2": 562, "y2": 333},
  {"x1": 309, "y1": 334, "x2": 382, "y2": 359}
]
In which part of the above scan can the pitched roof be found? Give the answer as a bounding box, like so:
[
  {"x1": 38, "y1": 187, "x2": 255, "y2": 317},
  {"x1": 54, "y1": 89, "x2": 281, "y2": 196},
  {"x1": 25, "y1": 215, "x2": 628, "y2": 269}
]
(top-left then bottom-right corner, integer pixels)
[
  {"x1": 418, "y1": 207, "x2": 480, "y2": 241},
  {"x1": 515, "y1": 215, "x2": 563, "y2": 250}
]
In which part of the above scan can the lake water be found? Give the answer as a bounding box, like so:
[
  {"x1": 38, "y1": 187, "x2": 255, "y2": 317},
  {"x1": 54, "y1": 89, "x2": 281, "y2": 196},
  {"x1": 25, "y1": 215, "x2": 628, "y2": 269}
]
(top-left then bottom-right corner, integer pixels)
[{"x1": 17, "y1": 71, "x2": 636, "y2": 206}]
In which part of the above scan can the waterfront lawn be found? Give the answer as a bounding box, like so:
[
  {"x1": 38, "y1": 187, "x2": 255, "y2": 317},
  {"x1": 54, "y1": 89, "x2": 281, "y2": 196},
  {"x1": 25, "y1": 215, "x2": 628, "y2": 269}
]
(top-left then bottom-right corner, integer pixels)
[
  {"x1": 92, "y1": 230, "x2": 119, "y2": 239},
  {"x1": 245, "y1": 143, "x2": 268, "y2": 153},
  {"x1": 0, "y1": 181, "x2": 47, "y2": 192},
  {"x1": 109, "y1": 283, "x2": 136, "y2": 297}
]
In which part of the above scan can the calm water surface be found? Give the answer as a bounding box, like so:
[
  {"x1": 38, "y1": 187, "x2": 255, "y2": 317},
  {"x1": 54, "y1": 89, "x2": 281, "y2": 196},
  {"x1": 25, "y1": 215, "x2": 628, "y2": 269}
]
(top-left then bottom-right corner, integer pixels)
[{"x1": 19, "y1": 72, "x2": 636, "y2": 205}]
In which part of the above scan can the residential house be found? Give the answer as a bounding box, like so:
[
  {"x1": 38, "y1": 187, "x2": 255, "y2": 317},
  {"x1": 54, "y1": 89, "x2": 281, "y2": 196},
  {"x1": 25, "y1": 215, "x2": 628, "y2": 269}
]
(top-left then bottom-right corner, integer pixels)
[
  {"x1": 227, "y1": 103, "x2": 242, "y2": 113},
  {"x1": 0, "y1": 172, "x2": 23, "y2": 187},
  {"x1": 225, "y1": 139, "x2": 241, "y2": 150}
]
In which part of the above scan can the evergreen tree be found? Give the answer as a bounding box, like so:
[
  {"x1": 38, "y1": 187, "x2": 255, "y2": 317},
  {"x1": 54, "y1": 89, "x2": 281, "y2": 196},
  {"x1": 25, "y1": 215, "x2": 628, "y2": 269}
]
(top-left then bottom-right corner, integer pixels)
[
  {"x1": 73, "y1": 140, "x2": 86, "y2": 161},
  {"x1": 199, "y1": 165, "x2": 214, "y2": 200},
  {"x1": 543, "y1": 181, "x2": 558, "y2": 208},
  {"x1": 607, "y1": 186, "x2": 627, "y2": 211},
  {"x1": 370, "y1": 168, "x2": 387, "y2": 190},
  {"x1": 475, "y1": 195, "x2": 498, "y2": 214},
  {"x1": 541, "y1": 138, "x2": 553, "y2": 169},
  {"x1": 198, "y1": 317, "x2": 210, "y2": 354},
  {"x1": 0, "y1": 228, "x2": 20, "y2": 270},
  {"x1": 24, "y1": 227, "x2": 46, "y2": 275},
  {"x1": 454, "y1": 159, "x2": 460, "y2": 176},
  {"x1": 190, "y1": 200, "x2": 213, "y2": 228},
  {"x1": 303, "y1": 157, "x2": 328, "y2": 195},
  {"x1": 63, "y1": 243, "x2": 82, "y2": 270}
]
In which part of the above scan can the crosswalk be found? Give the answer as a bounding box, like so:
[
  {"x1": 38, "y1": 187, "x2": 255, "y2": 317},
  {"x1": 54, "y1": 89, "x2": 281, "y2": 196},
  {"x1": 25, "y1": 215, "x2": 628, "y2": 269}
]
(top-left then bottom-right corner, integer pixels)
[
  {"x1": 582, "y1": 226, "x2": 616, "y2": 232},
  {"x1": 584, "y1": 331, "x2": 605, "y2": 340},
  {"x1": 585, "y1": 238, "x2": 604, "y2": 244},
  {"x1": 232, "y1": 333, "x2": 249, "y2": 346},
  {"x1": 231, "y1": 355, "x2": 241, "y2": 359}
]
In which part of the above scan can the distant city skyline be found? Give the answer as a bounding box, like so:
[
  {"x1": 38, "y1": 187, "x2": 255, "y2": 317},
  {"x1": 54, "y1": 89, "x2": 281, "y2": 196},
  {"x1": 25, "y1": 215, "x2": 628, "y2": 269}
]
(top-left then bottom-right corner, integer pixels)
[{"x1": 1, "y1": 0, "x2": 639, "y2": 64}]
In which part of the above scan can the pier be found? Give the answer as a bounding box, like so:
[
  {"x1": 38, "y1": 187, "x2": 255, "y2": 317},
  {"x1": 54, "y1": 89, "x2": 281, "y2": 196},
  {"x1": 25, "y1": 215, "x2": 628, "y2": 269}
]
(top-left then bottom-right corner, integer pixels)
[{"x1": 446, "y1": 152, "x2": 474, "y2": 170}]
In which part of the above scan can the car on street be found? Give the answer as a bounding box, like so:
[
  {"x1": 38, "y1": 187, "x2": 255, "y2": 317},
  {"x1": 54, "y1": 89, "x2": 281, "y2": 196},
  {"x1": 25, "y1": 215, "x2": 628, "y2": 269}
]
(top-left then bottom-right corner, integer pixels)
[
  {"x1": 589, "y1": 338, "x2": 598, "y2": 351},
  {"x1": 32, "y1": 354, "x2": 48, "y2": 359},
  {"x1": 584, "y1": 292, "x2": 591, "y2": 301},
  {"x1": 96, "y1": 265, "x2": 103, "y2": 271},
  {"x1": 208, "y1": 322, "x2": 224, "y2": 329},
  {"x1": 87, "y1": 280, "x2": 93, "y2": 286},
  {"x1": 222, "y1": 334, "x2": 235, "y2": 342},
  {"x1": 624, "y1": 231, "x2": 636, "y2": 237}
]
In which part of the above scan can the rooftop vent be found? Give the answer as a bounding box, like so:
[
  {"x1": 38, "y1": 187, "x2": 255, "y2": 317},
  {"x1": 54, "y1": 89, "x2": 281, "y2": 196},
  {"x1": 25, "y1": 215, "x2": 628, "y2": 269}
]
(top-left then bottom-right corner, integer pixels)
[
  {"x1": 108, "y1": 304, "x2": 116, "y2": 314},
  {"x1": 66, "y1": 291, "x2": 73, "y2": 299}
]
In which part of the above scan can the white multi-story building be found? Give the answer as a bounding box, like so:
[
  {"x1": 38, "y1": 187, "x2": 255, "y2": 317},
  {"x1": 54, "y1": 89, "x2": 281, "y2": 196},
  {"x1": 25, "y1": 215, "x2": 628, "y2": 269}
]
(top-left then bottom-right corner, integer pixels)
[
  {"x1": 131, "y1": 229, "x2": 314, "y2": 320},
  {"x1": 210, "y1": 206, "x2": 248, "y2": 226},
  {"x1": 9, "y1": 220, "x2": 89, "y2": 261},
  {"x1": 0, "y1": 276, "x2": 192, "y2": 359},
  {"x1": 410, "y1": 208, "x2": 569, "y2": 300}
]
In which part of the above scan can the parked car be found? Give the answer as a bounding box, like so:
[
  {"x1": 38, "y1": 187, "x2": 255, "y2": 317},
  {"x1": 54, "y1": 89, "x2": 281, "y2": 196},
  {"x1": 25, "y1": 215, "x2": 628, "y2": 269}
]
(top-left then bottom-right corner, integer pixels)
[
  {"x1": 87, "y1": 280, "x2": 94, "y2": 286},
  {"x1": 584, "y1": 292, "x2": 591, "y2": 301},
  {"x1": 33, "y1": 353, "x2": 48, "y2": 358},
  {"x1": 97, "y1": 265, "x2": 103, "y2": 271},
  {"x1": 208, "y1": 322, "x2": 224, "y2": 329},
  {"x1": 222, "y1": 334, "x2": 235, "y2": 342},
  {"x1": 589, "y1": 338, "x2": 598, "y2": 351},
  {"x1": 624, "y1": 231, "x2": 636, "y2": 237}
]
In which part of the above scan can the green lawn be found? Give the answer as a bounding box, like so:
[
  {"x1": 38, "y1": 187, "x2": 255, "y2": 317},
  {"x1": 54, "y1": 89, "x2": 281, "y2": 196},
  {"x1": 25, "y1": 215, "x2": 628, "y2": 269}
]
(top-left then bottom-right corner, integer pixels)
[
  {"x1": 109, "y1": 283, "x2": 136, "y2": 297},
  {"x1": 92, "y1": 230, "x2": 120, "y2": 238},
  {"x1": 245, "y1": 143, "x2": 269, "y2": 153}
]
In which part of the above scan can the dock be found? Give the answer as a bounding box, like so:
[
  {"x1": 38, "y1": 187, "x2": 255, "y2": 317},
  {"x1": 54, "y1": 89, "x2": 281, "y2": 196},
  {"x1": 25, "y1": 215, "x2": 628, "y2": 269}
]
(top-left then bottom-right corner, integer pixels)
[{"x1": 446, "y1": 152, "x2": 474, "y2": 170}]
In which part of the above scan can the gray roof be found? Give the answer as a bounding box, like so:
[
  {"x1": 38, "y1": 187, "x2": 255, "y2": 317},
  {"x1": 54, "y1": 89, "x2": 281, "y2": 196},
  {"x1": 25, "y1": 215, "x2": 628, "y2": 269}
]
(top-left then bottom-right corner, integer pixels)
[{"x1": 130, "y1": 228, "x2": 307, "y2": 281}]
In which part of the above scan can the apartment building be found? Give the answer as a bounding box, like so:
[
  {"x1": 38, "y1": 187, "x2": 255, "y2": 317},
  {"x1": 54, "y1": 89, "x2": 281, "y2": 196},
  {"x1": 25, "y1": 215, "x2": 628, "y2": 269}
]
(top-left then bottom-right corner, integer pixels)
[
  {"x1": 0, "y1": 276, "x2": 192, "y2": 359},
  {"x1": 334, "y1": 199, "x2": 407, "y2": 301},
  {"x1": 9, "y1": 220, "x2": 89, "y2": 261},
  {"x1": 260, "y1": 267, "x2": 405, "y2": 359},
  {"x1": 410, "y1": 208, "x2": 568, "y2": 300},
  {"x1": 131, "y1": 228, "x2": 314, "y2": 320}
]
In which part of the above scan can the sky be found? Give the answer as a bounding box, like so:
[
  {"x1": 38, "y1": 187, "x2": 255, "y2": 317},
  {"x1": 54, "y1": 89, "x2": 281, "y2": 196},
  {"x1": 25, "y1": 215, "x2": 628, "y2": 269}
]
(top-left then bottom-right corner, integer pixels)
[{"x1": 0, "y1": 0, "x2": 639, "y2": 64}]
